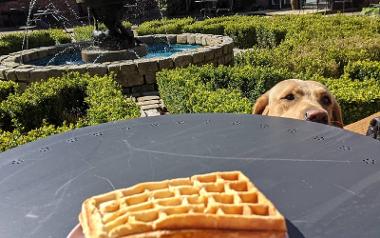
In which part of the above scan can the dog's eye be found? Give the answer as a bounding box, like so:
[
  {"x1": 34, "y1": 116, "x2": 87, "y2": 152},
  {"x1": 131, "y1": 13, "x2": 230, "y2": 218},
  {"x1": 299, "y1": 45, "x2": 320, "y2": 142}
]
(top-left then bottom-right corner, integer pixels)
[
  {"x1": 321, "y1": 95, "x2": 331, "y2": 105},
  {"x1": 284, "y1": 94, "x2": 295, "y2": 101}
]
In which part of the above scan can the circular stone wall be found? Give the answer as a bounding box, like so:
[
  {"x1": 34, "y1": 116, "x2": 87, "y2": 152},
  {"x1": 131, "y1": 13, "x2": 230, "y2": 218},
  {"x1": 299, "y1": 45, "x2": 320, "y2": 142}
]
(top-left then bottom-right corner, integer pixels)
[{"x1": 0, "y1": 34, "x2": 234, "y2": 93}]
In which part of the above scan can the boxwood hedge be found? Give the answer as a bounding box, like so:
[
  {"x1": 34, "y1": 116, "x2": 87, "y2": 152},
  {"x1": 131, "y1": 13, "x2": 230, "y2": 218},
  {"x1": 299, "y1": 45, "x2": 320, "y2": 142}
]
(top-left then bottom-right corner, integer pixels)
[
  {"x1": 137, "y1": 15, "x2": 380, "y2": 49},
  {"x1": 0, "y1": 29, "x2": 71, "y2": 56},
  {"x1": 157, "y1": 65, "x2": 380, "y2": 125},
  {"x1": 0, "y1": 73, "x2": 139, "y2": 151},
  {"x1": 0, "y1": 81, "x2": 18, "y2": 102}
]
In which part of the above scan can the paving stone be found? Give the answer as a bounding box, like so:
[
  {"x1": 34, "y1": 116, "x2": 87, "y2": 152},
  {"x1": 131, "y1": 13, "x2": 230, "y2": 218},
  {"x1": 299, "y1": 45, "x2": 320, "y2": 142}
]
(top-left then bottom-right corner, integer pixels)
[
  {"x1": 145, "y1": 109, "x2": 161, "y2": 117},
  {"x1": 137, "y1": 99, "x2": 161, "y2": 106},
  {"x1": 141, "y1": 104, "x2": 161, "y2": 110},
  {"x1": 137, "y1": 95, "x2": 160, "y2": 102}
]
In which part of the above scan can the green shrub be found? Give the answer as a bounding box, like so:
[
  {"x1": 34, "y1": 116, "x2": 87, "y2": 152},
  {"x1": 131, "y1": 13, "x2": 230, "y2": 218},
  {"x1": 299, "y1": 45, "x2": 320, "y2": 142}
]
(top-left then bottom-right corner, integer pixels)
[
  {"x1": 235, "y1": 36, "x2": 380, "y2": 78},
  {"x1": 0, "y1": 73, "x2": 87, "y2": 132},
  {"x1": 0, "y1": 29, "x2": 71, "y2": 56},
  {"x1": 344, "y1": 60, "x2": 380, "y2": 81},
  {"x1": 361, "y1": 7, "x2": 380, "y2": 16},
  {"x1": 137, "y1": 17, "x2": 194, "y2": 35},
  {"x1": 0, "y1": 122, "x2": 75, "y2": 152},
  {"x1": 158, "y1": 65, "x2": 380, "y2": 124},
  {"x1": 84, "y1": 74, "x2": 140, "y2": 125},
  {"x1": 0, "y1": 81, "x2": 19, "y2": 102},
  {"x1": 314, "y1": 76, "x2": 380, "y2": 124},
  {"x1": 0, "y1": 73, "x2": 140, "y2": 151},
  {"x1": 137, "y1": 15, "x2": 378, "y2": 49},
  {"x1": 157, "y1": 65, "x2": 292, "y2": 114}
]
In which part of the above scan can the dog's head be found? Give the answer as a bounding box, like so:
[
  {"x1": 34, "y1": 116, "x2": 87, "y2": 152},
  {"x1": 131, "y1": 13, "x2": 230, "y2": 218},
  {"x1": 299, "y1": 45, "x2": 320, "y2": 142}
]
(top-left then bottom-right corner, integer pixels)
[{"x1": 253, "y1": 79, "x2": 343, "y2": 127}]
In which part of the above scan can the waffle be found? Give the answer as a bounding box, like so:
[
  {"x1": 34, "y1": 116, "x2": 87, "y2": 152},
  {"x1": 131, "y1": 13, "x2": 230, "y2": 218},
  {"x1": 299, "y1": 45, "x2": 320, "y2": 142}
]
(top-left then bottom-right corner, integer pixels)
[{"x1": 79, "y1": 171, "x2": 287, "y2": 238}]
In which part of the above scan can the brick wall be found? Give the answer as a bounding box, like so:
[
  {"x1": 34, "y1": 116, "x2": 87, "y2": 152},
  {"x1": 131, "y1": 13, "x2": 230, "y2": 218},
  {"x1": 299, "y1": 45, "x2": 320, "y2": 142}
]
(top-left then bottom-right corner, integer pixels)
[{"x1": 0, "y1": 0, "x2": 80, "y2": 28}]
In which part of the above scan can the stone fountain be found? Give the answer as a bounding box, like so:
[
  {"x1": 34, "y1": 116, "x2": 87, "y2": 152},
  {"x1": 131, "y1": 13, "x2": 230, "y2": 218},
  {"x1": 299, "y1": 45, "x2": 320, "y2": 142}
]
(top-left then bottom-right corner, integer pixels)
[
  {"x1": 76, "y1": 0, "x2": 148, "y2": 63},
  {"x1": 0, "y1": 0, "x2": 234, "y2": 93}
]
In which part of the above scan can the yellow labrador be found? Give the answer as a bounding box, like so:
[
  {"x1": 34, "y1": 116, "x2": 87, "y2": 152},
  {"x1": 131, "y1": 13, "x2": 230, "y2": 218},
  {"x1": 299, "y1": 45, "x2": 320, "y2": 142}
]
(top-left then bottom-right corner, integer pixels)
[{"x1": 253, "y1": 79, "x2": 344, "y2": 128}]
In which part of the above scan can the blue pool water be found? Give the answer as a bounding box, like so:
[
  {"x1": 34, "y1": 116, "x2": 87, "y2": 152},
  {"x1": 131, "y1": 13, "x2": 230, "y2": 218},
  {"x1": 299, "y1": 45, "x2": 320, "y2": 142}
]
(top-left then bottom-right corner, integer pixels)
[{"x1": 30, "y1": 44, "x2": 200, "y2": 66}]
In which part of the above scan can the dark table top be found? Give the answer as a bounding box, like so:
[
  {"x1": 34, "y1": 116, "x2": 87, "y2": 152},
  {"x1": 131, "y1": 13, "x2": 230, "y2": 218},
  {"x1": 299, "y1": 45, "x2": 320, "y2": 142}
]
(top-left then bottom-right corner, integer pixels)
[{"x1": 0, "y1": 113, "x2": 379, "y2": 238}]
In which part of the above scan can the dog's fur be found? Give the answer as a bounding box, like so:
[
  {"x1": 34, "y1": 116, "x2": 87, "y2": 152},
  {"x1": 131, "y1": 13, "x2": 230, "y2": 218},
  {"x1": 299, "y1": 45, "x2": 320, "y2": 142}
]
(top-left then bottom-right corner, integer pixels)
[{"x1": 253, "y1": 79, "x2": 344, "y2": 128}]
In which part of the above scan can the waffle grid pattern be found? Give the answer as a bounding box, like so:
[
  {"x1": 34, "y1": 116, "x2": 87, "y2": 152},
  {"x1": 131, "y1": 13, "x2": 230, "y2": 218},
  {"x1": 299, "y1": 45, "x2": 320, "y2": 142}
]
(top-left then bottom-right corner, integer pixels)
[{"x1": 80, "y1": 171, "x2": 287, "y2": 238}]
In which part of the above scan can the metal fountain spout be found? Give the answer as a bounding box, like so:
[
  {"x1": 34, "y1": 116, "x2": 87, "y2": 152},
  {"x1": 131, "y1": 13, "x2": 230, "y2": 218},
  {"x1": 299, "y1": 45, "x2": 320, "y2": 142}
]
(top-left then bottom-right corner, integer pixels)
[{"x1": 76, "y1": 0, "x2": 147, "y2": 63}]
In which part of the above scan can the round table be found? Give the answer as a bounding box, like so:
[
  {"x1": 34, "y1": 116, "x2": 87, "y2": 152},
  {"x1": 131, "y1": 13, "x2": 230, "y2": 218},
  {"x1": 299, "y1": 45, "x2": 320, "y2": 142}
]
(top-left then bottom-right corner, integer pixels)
[{"x1": 0, "y1": 113, "x2": 379, "y2": 238}]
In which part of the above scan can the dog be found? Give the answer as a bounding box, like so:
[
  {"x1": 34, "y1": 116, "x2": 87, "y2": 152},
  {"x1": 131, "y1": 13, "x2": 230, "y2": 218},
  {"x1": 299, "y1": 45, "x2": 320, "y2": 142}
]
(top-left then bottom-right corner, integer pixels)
[{"x1": 252, "y1": 79, "x2": 344, "y2": 127}]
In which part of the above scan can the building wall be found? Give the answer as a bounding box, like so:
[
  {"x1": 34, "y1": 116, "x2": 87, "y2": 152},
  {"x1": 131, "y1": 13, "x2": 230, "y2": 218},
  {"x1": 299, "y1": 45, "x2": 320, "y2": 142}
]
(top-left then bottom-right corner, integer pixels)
[{"x1": 0, "y1": 0, "x2": 80, "y2": 28}]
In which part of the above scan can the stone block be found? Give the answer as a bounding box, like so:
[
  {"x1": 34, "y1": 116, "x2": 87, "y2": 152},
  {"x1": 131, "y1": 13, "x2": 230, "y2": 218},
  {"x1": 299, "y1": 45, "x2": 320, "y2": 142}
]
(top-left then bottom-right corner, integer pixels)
[
  {"x1": 0, "y1": 55, "x2": 9, "y2": 63},
  {"x1": 144, "y1": 73, "x2": 156, "y2": 84},
  {"x1": 5, "y1": 69, "x2": 17, "y2": 81},
  {"x1": 204, "y1": 49, "x2": 215, "y2": 61},
  {"x1": 177, "y1": 34, "x2": 188, "y2": 44},
  {"x1": 28, "y1": 51, "x2": 41, "y2": 61},
  {"x1": 145, "y1": 109, "x2": 161, "y2": 117},
  {"x1": 29, "y1": 68, "x2": 51, "y2": 82},
  {"x1": 187, "y1": 34, "x2": 196, "y2": 45},
  {"x1": 222, "y1": 36, "x2": 233, "y2": 44},
  {"x1": 227, "y1": 43, "x2": 234, "y2": 54},
  {"x1": 217, "y1": 56, "x2": 225, "y2": 65},
  {"x1": 195, "y1": 34, "x2": 203, "y2": 45},
  {"x1": 0, "y1": 66, "x2": 6, "y2": 80},
  {"x1": 192, "y1": 51, "x2": 205, "y2": 64},
  {"x1": 158, "y1": 58, "x2": 174, "y2": 70},
  {"x1": 201, "y1": 36, "x2": 208, "y2": 46},
  {"x1": 137, "y1": 95, "x2": 160, "y2": 102},
  {"x1": 136, "y1": 59, "x2": 158, "y2": 73},
  {"x1": 37, "y1": 49, "x2": 50, "y2": 59},
  {"x1": 46, "y1": 66, "x2": 66, "y2": 78},
  {"x1": 120, "y1": 62, "x2": 138, "y2": 74},
  {"x1": 137, "y1": 35, "x2": 154, "y2": 44},
  {"x1": 166, "y1": 34, "x2": 177, "y2": 44},
  {"x1": 211, "y1": 46, "x2": 223, "y2": 58},
  {"x1": 117, "y1": 71, "x2": 144, "y2": 88},
  {"x1": 15, "y1": 68, "x2": 32, "y2": 82},
  {"x1": 222, "y1": 44, "x2": 229, "y2": 55},
  {"x1": 86, "y1": 65, "x2": 108, "y2": 76},
  {"x1": 173, "y1": 54, "x2": 192, "y2": 68},
  {"x1": 3, "y1": 61, "x2": 20, "y2": 68},
  {"x1": 68, "y1": 65, "x2": 88, "y2": 74},
  {"x1": 107, "y1": 63, "x2": 122, "y2": 75},
  {"x1": 141, "y1": 104, "x2": 161, "y2": 110},
  {"x1": 224, "y1": 54, "x2": 234, "y2": 65},
  {"x1": 131, "y1": 84, "x2": 156, "y2": 95}
]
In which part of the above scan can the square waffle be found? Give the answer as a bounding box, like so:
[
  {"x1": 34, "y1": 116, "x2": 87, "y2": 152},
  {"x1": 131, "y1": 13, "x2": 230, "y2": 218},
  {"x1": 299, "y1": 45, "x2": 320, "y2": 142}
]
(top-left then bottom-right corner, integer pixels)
[{"x1": 79, "y1": 171, "x2": 287, "y2": 238}]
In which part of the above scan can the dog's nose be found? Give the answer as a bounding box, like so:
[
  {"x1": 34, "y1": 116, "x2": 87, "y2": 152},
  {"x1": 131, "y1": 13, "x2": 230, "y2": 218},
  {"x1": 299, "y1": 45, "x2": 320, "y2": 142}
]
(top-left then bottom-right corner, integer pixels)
[{"x1": 305, "y1": 110, "x2": 328, "y2": 124}]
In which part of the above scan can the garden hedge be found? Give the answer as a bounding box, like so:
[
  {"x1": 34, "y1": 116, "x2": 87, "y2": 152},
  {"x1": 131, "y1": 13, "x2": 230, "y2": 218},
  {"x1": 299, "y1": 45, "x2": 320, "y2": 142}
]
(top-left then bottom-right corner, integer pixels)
[
  {"x1": 0, "y1": 29, "x2": 71, "y2": 56},
  {"x1": 0, "y1": 81, "x2": 18, "y2": 102},
  {"x1": 157, "y1": 65, "x2": 380, "y2": 125},
  {"x1": 137, "y1": 14, "x2": 380, "y2": 49},
  {"x1": 344, "y1": 60, "x2": 380, "y2": 81},
  {"x1": 0, "y1": 73, "x2": 139, "y2": 151}
]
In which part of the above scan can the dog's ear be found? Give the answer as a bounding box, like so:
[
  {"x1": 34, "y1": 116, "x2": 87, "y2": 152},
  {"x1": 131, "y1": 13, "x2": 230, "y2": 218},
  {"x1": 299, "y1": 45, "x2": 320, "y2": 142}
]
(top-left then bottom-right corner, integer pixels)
[
  {"x1": 253, "y1": 92, "x2": 269, "y2": 115},
  {"x1": 331, "y1": 99, "x2": 344, "y2": 128}
]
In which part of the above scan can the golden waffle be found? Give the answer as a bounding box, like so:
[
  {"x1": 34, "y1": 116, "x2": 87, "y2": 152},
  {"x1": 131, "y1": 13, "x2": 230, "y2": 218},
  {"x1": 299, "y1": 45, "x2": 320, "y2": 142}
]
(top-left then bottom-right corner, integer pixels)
[{"x1": 79, "y1": 171, "x2": 287, "y2": 238}]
